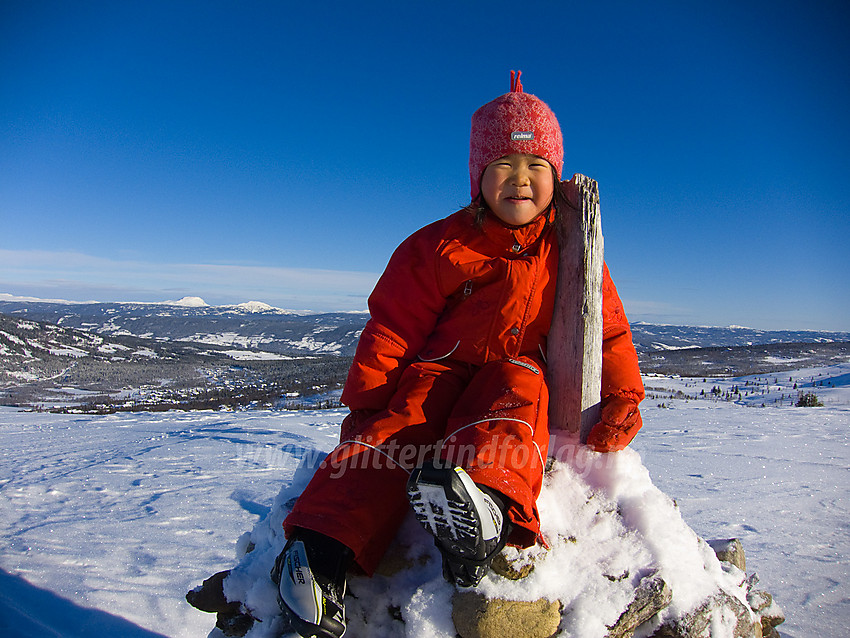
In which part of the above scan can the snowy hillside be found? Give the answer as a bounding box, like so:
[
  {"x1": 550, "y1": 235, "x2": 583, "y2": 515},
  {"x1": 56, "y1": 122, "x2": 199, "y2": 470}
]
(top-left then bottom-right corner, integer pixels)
[
  {"x1": 0, "y1": 313, "x2": 352, "y2": 412},
  {"x1": 0, "y1": 363, "x2": 847, "y2": 637},
  {"x1": 0, "y1": 298, "x2": 367, "y2": 357}
]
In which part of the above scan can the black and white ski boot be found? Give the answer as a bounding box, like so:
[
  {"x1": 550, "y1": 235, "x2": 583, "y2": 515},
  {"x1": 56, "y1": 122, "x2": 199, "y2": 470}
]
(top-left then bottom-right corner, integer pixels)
[
  {"x1": 270, "y1": 531, "x2": 352, "y2": 638},
  {"x1": 406, "y1": 460, "x2": 508, "y2": 587}
]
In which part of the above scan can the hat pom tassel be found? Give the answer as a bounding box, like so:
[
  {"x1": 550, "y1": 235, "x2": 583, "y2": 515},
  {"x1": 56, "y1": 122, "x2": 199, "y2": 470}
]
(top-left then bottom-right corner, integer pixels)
[{"x1": 510, "y1": 70, "x2": 523, "y2": 93}]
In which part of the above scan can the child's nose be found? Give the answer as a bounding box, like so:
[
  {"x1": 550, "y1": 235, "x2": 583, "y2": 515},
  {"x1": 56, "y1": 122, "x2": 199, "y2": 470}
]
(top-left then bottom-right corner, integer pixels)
[{"x1": 511, "y1": 169, "x2": 530, "y2": 185}]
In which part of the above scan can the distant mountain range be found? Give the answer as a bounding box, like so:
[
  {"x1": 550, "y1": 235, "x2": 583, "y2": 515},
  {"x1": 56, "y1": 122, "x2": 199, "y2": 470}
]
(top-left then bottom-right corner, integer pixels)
[
  {"x1": 2, "y1": 296, "x2": 848, "y2": 357},
  {"x1": 627, "y1": 321, "x2": 849, "y2": 353},
  {"x1": 2, "y1": 296, "x2": 848, "y2": 410}
]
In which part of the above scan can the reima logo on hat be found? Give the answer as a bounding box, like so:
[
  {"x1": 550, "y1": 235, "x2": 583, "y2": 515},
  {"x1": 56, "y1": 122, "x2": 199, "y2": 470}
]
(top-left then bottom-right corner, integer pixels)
[{"x1": 511, "y1": 131, "x2": 534, "y2": 141}]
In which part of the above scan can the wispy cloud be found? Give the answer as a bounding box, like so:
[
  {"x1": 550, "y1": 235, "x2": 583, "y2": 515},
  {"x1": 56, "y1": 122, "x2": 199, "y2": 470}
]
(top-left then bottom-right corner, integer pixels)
[
  {"x1": 0, "y1": 249, "x2": 379, "y2": 312},
  {"x1": 621, "y1": 299, "x2": 702, "y2": 326}
]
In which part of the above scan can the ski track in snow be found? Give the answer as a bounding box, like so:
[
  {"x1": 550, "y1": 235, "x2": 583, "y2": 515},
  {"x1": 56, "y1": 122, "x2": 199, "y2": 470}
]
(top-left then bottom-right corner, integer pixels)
[{"x1": 0, "y1": 365, "x2": 848, "y2": 637}]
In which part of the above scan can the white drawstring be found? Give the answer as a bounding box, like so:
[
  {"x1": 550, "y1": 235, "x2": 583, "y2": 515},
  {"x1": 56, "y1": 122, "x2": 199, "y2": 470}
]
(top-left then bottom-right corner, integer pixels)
[{"x1": 334, "y1": 439, "x2": 412, "y2": 475}]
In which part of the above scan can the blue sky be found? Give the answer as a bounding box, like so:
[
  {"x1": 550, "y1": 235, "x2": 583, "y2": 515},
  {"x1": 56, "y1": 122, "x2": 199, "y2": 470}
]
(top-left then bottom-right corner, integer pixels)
[{"x1": 1, "y1": 0, "x2": 848, "y2": 331}]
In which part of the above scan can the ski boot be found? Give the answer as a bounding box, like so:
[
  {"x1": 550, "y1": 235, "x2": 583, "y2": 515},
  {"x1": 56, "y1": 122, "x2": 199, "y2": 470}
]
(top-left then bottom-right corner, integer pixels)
[
  {"x1": 270, "y1": 530, "x2": 353, "y2": 638},
  {"x1": 406, "y1": 460, "x2": 509, "y2": 587}
]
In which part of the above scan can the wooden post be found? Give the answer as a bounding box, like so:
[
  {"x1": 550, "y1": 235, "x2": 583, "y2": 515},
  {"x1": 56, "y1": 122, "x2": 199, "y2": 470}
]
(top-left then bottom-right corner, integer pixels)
[{"x1": 547, "y1": 174, "x2": 604, "y2": 442}]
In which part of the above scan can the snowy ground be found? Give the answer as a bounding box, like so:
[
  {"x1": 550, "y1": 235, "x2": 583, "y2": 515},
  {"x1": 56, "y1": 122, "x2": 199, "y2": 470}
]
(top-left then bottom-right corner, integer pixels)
[{"x1": 0, "y1": 363, "x2": 847, "y2": 637}]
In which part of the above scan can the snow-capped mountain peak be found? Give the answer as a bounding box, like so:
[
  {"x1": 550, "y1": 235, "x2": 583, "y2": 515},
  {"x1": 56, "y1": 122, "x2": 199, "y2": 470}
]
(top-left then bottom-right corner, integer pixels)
[
  {"x1": 234, "y1": 301, "x2": 278, "y2": 313},
  {"x1": 167, "y1": 296, "x2": 208, "y2": 307}
]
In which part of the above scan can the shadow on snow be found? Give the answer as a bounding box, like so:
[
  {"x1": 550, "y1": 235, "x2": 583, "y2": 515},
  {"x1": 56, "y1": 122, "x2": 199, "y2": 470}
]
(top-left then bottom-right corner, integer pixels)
[{"x1": 0, "y1": 568, "x2": 169, "y2": 638}]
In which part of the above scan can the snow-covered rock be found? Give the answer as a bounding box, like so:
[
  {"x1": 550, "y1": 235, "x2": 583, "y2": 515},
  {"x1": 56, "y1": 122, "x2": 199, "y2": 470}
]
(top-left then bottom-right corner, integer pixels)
[{"x1": 213, "y1": 445, "x2": 781, "y2": 638}]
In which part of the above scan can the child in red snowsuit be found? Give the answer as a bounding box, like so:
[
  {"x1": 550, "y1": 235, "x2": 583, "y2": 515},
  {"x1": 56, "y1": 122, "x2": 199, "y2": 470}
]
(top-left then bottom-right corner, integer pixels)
[{"x1": 272, "y1": 72, "x2": 645, "y2": 638}]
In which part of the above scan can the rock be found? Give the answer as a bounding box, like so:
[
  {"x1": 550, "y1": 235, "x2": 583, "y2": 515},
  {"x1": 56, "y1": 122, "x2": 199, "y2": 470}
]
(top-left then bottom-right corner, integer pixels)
[
  {"x1": 215, "y1": 610, "x2": 255, "y2": 637},
  {"x1": 708, "y1": 591, "x2": 758, "y2": 638},
  {"x1": 373, "y1": 544, "x2": 417, "y2": 577},
  {"x1": 490, "y1": 548, "x2": 536, "y2": 580},
  {"x1": 185, "y1": 570, "x2": 241, "y2": 614},
  {"x1": 762, "y1": 603, "x2": 785, "y2": 632},
  {"x1": 708, "y1": 538, "x2": 746, "y2": 572},
  {"x1": 186, "y1": 570, "x2": 255, "y2": 637},
  {"x1": 373, "y1": 536, "x2": 432, "y2": 577},
  {"x1": 747, "y1": 590, "x2": 785, "y2": 636},
  {"x1": 746, "y1": 589, "x2": 772, "y2": 614},
  {"x1": 606, "y1": 572, "x2": 672, "y2": 638},
  {"x1": 452, "y1": 591, "x2": 561, "y2": 638},
  {"x1": 650, "y1": 590, "x2": 757, "y2": 638},
  {"x1": 761, "y1": 612, "x2": 786, "y2": 636}
]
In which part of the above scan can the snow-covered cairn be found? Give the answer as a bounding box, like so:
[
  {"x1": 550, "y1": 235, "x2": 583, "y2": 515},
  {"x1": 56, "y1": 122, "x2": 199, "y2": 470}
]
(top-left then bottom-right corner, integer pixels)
[{"x1": 196, "y1": 444, "x2": 784, "y2": 637}]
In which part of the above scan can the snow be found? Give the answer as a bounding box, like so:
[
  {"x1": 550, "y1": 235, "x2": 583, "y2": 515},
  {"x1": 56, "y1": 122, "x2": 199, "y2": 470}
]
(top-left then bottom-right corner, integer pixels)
[
  {"x1": 0, "y1": 365, "x2": 847, "y2": 637},
  {"x1": 281, "y1": 335, "x2": 344, "y2": 353},
  {"x1": 1, "y1": 331, "x2": 27, "y2": 346},
  {"x1": 182, "y1": 333, "x2": 276, "y2": 350},
  {"x1": 166, "y1": 297, "x2": 209, "y2": 308},
  {"x1": 230, "y1": 302, "x2": 281, "y2": 314},
  {"x1": 0, "y1": 293, "x2": 87, "y2": 305},
  {"x1": 98, "y1": 343, "x2": 131, "y2": 354},
  {"x1": 650, "y1": 342, "x2": 701, "y2": 351},
  {"x1": 643, "y1": 362, "x2": 850, "y2": 409},
  {"x1": 223, "y1": 350, "x2": 297, "y2": 361},
  {"x1": 762, "y1": 356, "x2": 808, "y2": 365},
  {"x1": 47, "y1": 345, "x2": 89, "y2": 358},
  {"x1": 4, "y1": 370, "x2": 40, "y2": 382}
]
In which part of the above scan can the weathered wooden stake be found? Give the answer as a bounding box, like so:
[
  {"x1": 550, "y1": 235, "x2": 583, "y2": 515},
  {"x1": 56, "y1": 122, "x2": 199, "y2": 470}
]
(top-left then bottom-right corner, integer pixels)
[{"x1": 547, "y1": 174, "x2": 604, "y2": 441}]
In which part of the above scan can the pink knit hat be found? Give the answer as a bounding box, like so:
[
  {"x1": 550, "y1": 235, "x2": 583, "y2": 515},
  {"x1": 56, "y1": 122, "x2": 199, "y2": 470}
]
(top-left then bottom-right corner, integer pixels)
[{"x1": 469, "y1": 71, "x2": 564, "y2": 199}]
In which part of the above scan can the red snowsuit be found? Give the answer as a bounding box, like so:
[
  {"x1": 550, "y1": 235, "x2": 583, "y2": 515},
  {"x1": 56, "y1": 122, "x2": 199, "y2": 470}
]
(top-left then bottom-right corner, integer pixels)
[{"x1": 284, "y1": 208, "x2": 644, "y2": 574}]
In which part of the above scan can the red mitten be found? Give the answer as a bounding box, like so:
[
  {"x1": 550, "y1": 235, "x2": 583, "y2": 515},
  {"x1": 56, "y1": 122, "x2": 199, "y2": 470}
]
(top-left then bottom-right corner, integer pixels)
[
  {"x1": 586, "y1": 395, "x2": 642, "y2": 453},
  {"x1": 339, "y1": 409, "x2": 379, "y2": 442}
]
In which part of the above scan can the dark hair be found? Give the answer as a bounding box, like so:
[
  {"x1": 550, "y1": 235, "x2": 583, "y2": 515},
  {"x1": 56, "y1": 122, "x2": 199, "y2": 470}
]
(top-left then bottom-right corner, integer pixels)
[{"x1": 464, "y1": 164, "x2": 574, "y2": 229}]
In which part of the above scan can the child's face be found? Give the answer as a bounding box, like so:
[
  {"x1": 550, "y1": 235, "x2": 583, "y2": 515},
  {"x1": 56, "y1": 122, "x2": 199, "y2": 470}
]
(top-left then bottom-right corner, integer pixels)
[{"x1": 480, "y1": 154, "x2": 555, "y2": 227}]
